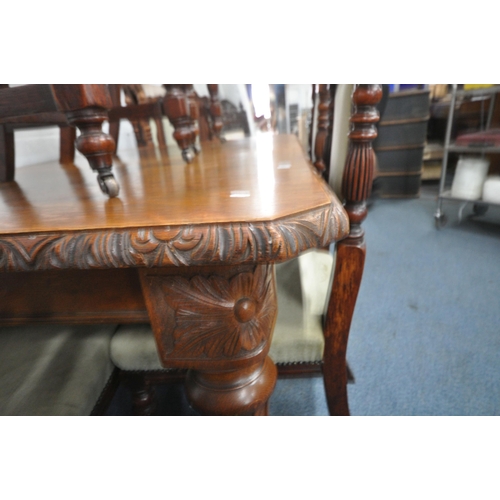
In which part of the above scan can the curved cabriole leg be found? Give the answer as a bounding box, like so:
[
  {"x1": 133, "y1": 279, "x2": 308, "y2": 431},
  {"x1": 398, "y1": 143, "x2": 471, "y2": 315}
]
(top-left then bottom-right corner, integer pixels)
[
  {"x1": 139, "y1": 264, "x2": 278, "y2": 416},
  {"x1": 323, "y1": 84, "x2": 382, "y2": 416},
  {"x1": 163, "y1": 85, "x2": 194, "y2": 163}
]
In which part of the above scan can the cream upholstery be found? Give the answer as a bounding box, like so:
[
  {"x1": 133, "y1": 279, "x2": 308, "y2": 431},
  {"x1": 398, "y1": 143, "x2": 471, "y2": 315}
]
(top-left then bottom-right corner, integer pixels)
[{"x1": 0, "y1": 324, "x2": 117, "y2": 415}]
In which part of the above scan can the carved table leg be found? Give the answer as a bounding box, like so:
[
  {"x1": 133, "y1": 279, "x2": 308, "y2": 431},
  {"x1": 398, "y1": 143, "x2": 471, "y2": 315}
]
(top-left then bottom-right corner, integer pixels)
[
  {"x1": 139, "y1": 264, "x2": 278, "y2": 416},
  {"x1": 50, "y1": 85, "x2": 118, "y2": 197},
  {"x1": 162, "y1": 85, "x2": 194, "y2": 163}
]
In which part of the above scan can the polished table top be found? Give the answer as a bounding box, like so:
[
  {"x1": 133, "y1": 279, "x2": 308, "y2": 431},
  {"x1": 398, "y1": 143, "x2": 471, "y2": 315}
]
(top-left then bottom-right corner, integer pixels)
[{"x1": 0, "y1": 134, "x2": 349, "y2": 271}]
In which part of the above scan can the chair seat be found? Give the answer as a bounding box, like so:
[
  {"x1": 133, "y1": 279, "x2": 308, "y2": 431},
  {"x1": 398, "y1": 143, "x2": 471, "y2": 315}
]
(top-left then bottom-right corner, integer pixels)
[
  {"x1": 0, "y1": 324, "x2": 117, "y2": 415},
  {"x1": 110, "y1": 250, "x2": 334, "y2": 371}
]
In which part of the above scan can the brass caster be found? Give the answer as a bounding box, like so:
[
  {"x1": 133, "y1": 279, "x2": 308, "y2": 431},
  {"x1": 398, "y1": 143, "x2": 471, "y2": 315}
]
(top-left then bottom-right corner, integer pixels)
[{"x1": 98, "y1": 174, "x2": 120, "y2": 198}]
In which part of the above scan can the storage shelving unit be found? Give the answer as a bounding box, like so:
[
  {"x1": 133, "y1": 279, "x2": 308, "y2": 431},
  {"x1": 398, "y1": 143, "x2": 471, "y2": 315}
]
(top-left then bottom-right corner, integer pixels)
[{"x1": 434, "y1": 84, "x2": 500, "y2": 228}]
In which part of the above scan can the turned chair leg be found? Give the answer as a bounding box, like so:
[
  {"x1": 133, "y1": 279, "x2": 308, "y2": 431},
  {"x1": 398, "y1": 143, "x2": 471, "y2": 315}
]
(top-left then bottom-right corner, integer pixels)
[
  {"x1": 0, "y1": 124, "x2": 14, "y2": 182},
  {"x1": 123, "y1": 372, "x2": 157, "y2": 416},
  {"x1": 322, "y1": 84, "x2": 382, "y2": 416},
  {"x1": 50, "y1": 85, "x2": 118, "y2": 197},
  {"x1": 185, "y1": 85, "x2": 200, "y2": 155},
  {"x1": 59, "y1": 126, "x2": 76, "y2": 164},
  {"x1": 162, "y1": 85, "x2": 194, "y2": 163},
  {"x1": 67, "y1": 108, "x2": 118, "y2": 197},
  {"x1": 207, "y1": 84, "x2": 224, "y2": 142}
]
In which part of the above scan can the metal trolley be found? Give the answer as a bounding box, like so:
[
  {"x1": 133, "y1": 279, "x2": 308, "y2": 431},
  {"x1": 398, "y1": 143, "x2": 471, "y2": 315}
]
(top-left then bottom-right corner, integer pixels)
[{"x1": 434, "y1": 84, "x2": 500, "y2": 229}]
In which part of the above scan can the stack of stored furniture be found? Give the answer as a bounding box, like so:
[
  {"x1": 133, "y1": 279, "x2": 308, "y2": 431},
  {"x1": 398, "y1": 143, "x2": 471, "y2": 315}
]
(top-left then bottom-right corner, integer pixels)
[{"x1": 374, "y1": 89, "x2": 431, "y2": 198}]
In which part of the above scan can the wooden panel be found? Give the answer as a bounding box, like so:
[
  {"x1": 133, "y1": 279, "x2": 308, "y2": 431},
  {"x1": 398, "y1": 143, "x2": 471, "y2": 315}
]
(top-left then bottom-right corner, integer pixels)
[
  {"x1": 0, "y1": 268, "x2": 148, "y2": 325},
  {"x1": 0, "y1": 85, "x2": 58, "y2": 118},
  {"x1": 50, "y1": 84, "x2": 112, "y2": 111}
]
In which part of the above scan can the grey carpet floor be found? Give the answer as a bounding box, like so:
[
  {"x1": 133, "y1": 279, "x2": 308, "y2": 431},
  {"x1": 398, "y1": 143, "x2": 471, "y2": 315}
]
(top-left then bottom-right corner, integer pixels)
[{"x1": 106, "y1": 181, "x2": 500, "y2": 416}]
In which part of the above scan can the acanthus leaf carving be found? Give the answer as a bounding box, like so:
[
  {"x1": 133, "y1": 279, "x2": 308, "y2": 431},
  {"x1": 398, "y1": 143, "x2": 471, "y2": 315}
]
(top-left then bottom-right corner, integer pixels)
[
  {"x1": 0, "y1": 200, "x2": 348, "y2": 272},
  {"x1": 152, "y1": 265, "x2": 277, "y2": 361}
]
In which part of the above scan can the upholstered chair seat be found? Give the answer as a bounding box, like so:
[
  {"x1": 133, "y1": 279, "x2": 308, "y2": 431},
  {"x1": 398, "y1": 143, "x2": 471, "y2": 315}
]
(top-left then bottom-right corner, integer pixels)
[{"x1": 0, "y1": 324, "x2": 117, "y2": 415}]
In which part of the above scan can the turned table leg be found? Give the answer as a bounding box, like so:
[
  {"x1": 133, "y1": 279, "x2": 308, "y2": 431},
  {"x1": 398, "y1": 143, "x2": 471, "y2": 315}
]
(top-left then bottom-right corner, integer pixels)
[
  {"x1": 139, "y1": 264, "x2": 278, "y2": 416},
  {"x1": 50, "y1": 85, "x2": 118, "y2": 197}
]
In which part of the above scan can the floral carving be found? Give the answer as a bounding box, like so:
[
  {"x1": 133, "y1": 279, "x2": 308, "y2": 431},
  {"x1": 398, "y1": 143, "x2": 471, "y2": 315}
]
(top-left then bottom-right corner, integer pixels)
[
  {"x1": 154, "y1": 265, "x2": 277, "y2": 360},
  {"x1": 0, "y1": 202, "x2": 348, "y2": 272}
]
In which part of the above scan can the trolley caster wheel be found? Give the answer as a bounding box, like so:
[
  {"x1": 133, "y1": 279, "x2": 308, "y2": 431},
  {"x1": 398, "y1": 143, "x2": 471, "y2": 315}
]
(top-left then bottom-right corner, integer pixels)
[
  {"x1": 98, "y1": 174, "x2": 120, "y2": 198},
  {"x1": 473, "y1": 203, "x2": 489, "y2": 216},
  {"x1": 182, "y1": 149, "x2": 194, "y2": 163},
  {"x1": 434, "y1": 213, "x2": 447, "y2": 229}
]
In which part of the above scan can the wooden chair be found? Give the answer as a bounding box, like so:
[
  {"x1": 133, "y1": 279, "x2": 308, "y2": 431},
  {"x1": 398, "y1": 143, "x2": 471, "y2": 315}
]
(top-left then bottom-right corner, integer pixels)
[
  {"x1": 0, "y1": 84, "x2": 120, "y2": 197},
  {"x1": 0, "y1": 84, "x2": 224, "y2": 195},
  {"x1": 109, "y1": 84, "x2": 382, "y2": 415},
  {"x1": 108, "y1": 84, "x2": 224, "y2": 160},
  {"x1": 0, "y1": 324, "x2": 118, "y2": 415}
]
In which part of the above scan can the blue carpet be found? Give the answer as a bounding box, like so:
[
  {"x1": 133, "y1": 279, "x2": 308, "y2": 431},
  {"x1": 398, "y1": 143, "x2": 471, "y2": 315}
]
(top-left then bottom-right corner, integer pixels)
[
  {"x1": 106, "y1": 182, "x2": 500, "y2": 416},
  {"x1": 347, "y1": 183, "x2": 500, "y2": 415}
]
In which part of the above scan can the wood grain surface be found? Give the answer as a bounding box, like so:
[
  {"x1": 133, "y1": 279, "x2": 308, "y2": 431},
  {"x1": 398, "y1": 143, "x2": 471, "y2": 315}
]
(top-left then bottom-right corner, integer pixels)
[{"x1": 0, "y1": 135, "x2": 348, "y2": 271}]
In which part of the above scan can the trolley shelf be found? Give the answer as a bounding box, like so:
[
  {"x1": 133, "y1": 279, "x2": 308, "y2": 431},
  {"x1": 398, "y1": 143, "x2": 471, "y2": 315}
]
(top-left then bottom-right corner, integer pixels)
[
  {"x1": 455, "y1": 85, "x2": 500, "y2": 98},
  {"x1": 438, "y1": 190, "x2": 500, "y2": 206},
  {"x1": 447, "y1": 145, "x2": 500, "y2": 154},
  {"x1": 435, "y1": 84, "x2": 500, "y2": 229}
]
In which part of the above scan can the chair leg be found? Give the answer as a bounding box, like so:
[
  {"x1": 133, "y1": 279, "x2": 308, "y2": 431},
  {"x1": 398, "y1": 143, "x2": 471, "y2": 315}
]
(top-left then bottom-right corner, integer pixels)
[
  {"x1": 0, "y1": 124, "x2": 14, "y2": 182},
  {"x1": 59, "y1": 126, "x2": 76, "y2": 164},
  {"x1": 322, "y1": 84, "x2": 382, "y2": 416},
  {"x1": 108, "y1": 84, "x2": 121, "y2": 155},
  {"x1": 123, "y1": 372, "x2": 157, "y2": 416},
  {"x1": 207, "y1": 84, "x2": 224, "y2": 142},
  {"x1": 323, "y1": 237, "x2": 366, "y2": 415},
  {"x1": 50, "y1": 84, "x2": 118, "y2": 197},
  {"x1": 162, "y1": 85, "x2": 194, "y2": 163}
]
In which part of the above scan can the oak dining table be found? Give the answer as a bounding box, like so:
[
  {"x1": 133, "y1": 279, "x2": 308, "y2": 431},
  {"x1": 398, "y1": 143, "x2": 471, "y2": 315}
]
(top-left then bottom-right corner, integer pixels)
[{"x1": 0, "y1": 133, "x2": 349, "y2": 415}]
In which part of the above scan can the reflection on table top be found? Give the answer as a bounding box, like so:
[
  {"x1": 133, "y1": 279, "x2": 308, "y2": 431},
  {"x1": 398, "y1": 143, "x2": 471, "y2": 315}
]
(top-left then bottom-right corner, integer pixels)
[{"x1": 0, "y1": 134, "x2": 336, "y2": 235}]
